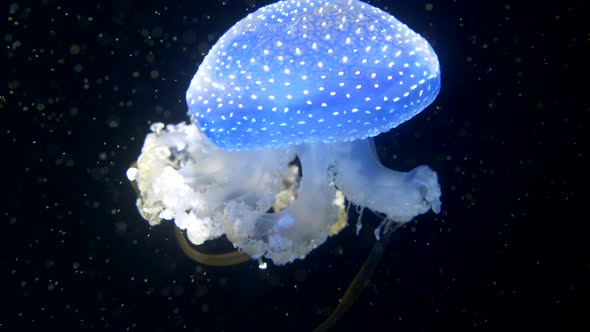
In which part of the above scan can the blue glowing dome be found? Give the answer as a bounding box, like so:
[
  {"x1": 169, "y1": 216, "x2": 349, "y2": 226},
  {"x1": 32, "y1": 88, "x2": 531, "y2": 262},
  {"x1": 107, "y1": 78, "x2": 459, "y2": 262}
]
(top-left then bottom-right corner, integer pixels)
[{"x1": 186, "y1": 0, "x2": 440, "y2": 150}]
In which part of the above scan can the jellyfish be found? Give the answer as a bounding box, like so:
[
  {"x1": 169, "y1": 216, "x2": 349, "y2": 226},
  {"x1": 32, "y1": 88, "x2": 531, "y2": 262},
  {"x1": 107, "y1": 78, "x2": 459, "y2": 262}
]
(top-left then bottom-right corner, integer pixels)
[{"x1": 128, "y1": 0, "x2": 441, "y2": 267}]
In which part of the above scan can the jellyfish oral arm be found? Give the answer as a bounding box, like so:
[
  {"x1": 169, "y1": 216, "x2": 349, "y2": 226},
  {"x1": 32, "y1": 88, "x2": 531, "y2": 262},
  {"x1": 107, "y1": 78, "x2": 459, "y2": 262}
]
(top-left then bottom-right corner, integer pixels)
[
  {"x1": 240, "y1": 138, "x2": 442, "y2": 265},
  {"x1": 331, "y1": 138, "x2": 441, "y2": 223},
  {"x1": 232, "y1": 143, "x2": 347, "y2": 265}
]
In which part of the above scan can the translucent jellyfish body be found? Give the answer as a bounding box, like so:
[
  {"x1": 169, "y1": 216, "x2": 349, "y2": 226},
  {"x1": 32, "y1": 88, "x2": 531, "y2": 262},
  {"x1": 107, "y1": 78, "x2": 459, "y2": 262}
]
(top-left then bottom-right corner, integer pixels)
[{"x1": 128, "y1": 0, "x2": 442, "y2": 265}]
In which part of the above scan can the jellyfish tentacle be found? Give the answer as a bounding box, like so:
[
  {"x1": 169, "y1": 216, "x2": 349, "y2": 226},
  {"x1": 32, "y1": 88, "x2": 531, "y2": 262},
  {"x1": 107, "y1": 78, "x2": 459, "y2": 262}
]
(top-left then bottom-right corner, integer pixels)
[
  {"x1": 313, "y1": 220, "x2": 404, "y2": 332},
  {"x1": 175, "y1": 228, "x2": 251, "y2": 266}
]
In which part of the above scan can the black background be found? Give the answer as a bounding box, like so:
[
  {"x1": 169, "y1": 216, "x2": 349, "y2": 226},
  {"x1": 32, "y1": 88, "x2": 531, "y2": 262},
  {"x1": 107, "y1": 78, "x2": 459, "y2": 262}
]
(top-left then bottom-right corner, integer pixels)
[{"x1": 2, "y1": 0, "x2": 586, "y2": 331}]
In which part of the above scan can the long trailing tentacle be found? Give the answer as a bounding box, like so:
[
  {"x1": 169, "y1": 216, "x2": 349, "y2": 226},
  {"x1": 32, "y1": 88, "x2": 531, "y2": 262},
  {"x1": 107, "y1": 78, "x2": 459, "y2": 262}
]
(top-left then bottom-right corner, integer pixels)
[
  {"x1": 174, "y1": 227, "x2": 251, "y2": 267},
  {"x1": 313, "y1": 220, "x2": 404, "y2": 332}
]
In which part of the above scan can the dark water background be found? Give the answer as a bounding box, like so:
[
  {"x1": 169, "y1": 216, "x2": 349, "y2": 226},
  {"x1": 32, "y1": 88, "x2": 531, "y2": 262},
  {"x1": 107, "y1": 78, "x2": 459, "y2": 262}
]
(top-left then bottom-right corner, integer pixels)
[{"x1": 3, "y1": 0, "x2": 586, "y2": 331}]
